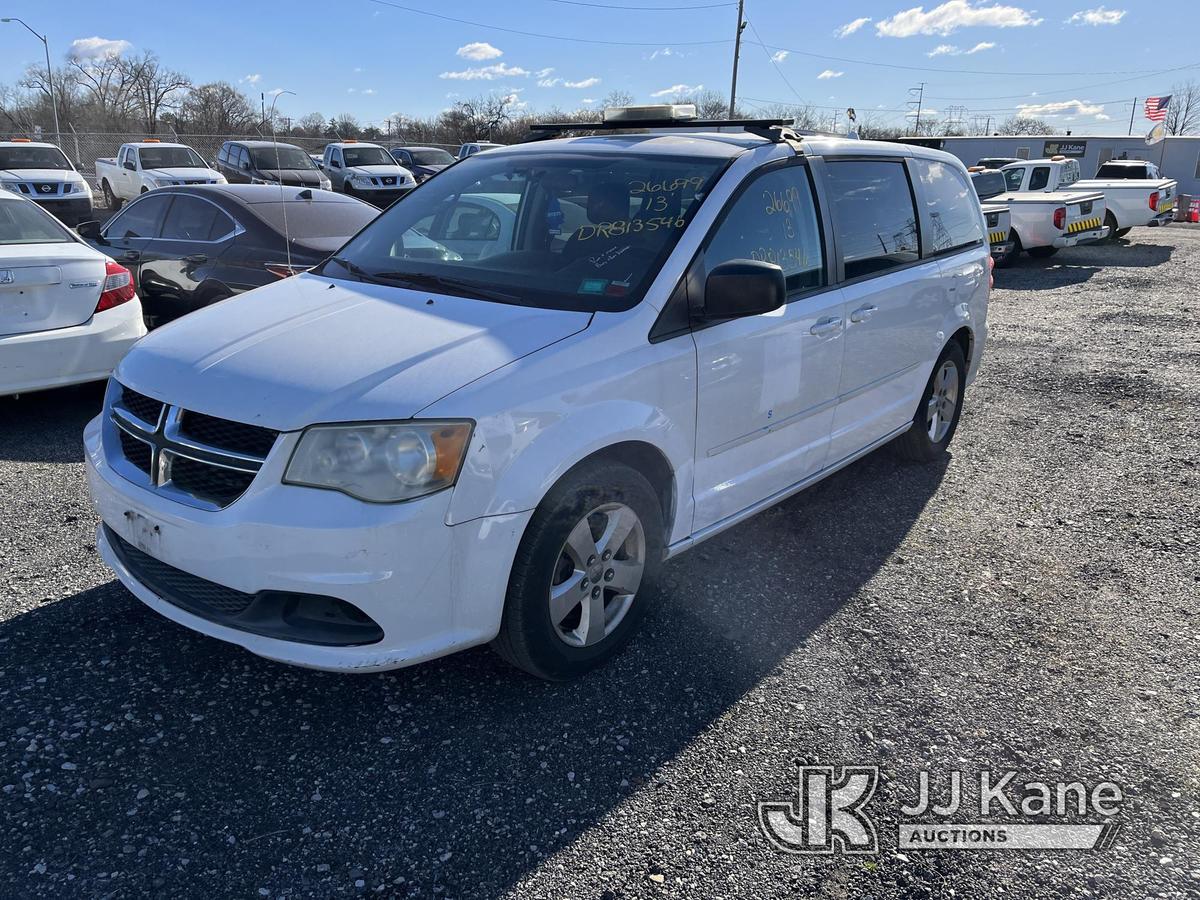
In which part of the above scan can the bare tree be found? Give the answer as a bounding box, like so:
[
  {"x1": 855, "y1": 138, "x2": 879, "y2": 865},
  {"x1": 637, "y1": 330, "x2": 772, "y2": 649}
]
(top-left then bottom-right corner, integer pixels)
[
  {"x1": 68, "y1": 46, "x2": 138, "y2": 129},
  {"x1": 1164, "y1": 80, "x2": 1200, "y2": 135},
  {"x1": 328, "y1": 113, "x2": 362, "y2": 138},
  {"x1": 122, "y1": 51, "x2": 190, "y2": 133},
  {"x1": 174, "y1": 81, "x2": 257, "y2": 134},
  {"x1": 295, "y1": 112, "x2": 326, "y2": 136},
  {"x1": 438, "y1": 93, "x2": 518, "y2": 141},
  {"x1": 996, "y1": 116, "x2": 1056, "y2": 135}
]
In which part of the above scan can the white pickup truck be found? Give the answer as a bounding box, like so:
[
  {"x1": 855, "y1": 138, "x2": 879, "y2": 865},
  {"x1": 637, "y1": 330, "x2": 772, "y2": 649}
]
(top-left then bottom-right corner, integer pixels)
[
  {"x1": 970, "y1": 166, "x2": 1108, "y2": 259},
  {"x1": 1000, "y1": 157, "x2": 1176, "y2": 239},
  {"x1": 95, "y1": 141, "x2": 225, "y2": 209}
]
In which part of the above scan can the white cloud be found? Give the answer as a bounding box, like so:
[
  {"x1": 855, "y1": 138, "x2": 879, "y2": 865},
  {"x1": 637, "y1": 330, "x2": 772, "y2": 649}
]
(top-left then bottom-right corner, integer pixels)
[
  {"x1": 876, "y1": 2, "x2": 1042, "y2": 37},
  {"x1": 835, "y1": 17, "x2": 872, "y2": 37},
  {"x1": 581, "y1": 98, "x2": 597, "y2": 104},
  {"x1": 1094, "y1": 113, "x2": 1111, "y2": 120},
  {"x1": 650, "y1": 83, "x2": 703, "y2": 98},
  {"x1": 1067, "y1": 7, "x2": 1126, "y2": 25},
  {"x1": 456, "y1": 41, "x2": 502, "y2": 60},
  {"x1": 927, "y1": 40, "x2": 996, "y2": 55},
  {"x1": 770, "y1": 50, "x2": 789, "y2": 63},
  {"x1": 241, "y1": 73, "x2": 262, "y2": 85},
  {"x1": 818, "y1": 69, "x2": 844, "y2": 79},
  {"x1": 266, "y1": 88, "x2": 287, "y2": 97},
  {"x1": 353, "y1": 66, "x2": 364, "y2": 74},
  {"x1": 69, "y1": 36, "x2": 132, "y2": 60},
  {"x1": 564, "y1": 77, "x2": 600, "y2": 89},
  {"x1": 1016, "y1": 98, "x2": 1105, "y2": 117},
  {"x1": 535, "y1": 67, "x2": 555, "y2": 79},
  {"x1": 650, "y1": 47, "x2": 680, "y2": 59},
  {"x1": 906, "y1": 107, "x2": 939, "y2": 117},
  {"x1": 439, "y1": 63, "x2": 530, "y2": 81},
  {"x1": 347, "y1": 88, "x2": 356, "y2": 94},
  {"x1": 362, "y1": 88, "x2": 376, "y2": 95}
]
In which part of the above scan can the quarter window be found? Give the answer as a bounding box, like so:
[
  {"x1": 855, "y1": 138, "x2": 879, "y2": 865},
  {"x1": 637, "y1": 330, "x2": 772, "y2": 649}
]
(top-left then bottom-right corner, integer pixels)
[
  {"x1": 824, "y1": 160, "x2": 920, "y2": 279},
  {"x1": 160, "y1": 196, "x2": 236, "y2": 241},
  {"x1": 1028, "y1": 167, "x2": 1051, "y2": 191},
  {"x1": 912, "y1": 159, "x2": 983, "y2": 254},
  {"x1": 704, "y1": 165, "x2": 824, "y2": 293},
  {"x1": 1004, "y1": 168, "x2": 1025, "y2": 192}
]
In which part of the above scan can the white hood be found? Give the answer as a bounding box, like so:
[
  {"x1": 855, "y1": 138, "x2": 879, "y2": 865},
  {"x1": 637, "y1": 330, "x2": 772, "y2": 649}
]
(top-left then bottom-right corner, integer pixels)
[
  {"x1": 349, "y1": 164, "x2": 413, "y2": 180},
  {"x1": 113, "y1": 274, "x2": 591, "y2": 431},
  {"x1": 144, "y1": 166, "x2": 221, "y2": 181},
  {"x1": 0, "y1": 168, "x2": 86, "y2": 184}
]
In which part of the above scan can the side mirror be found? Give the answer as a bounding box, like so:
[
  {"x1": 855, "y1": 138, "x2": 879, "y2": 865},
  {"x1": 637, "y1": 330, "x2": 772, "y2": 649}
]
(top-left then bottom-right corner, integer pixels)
[
  {"x1": 330, "y1": 160, "x2": 342, "y2": 168},
  {"x1": 123, "y1": 160, "x2": 136, "y2": 171},
  {"x1": 700, "y1": 260, "x2": 786, "y2": 320},
  {"x1": 77, "y1": 220, "x2": 105, "y2": 242}
]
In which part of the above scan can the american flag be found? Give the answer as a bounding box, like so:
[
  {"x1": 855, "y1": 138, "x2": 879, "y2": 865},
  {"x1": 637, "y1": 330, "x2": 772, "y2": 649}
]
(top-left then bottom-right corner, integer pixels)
[{"x1": 1144, "y1": 95, "x2": 1171, "y2": 122}]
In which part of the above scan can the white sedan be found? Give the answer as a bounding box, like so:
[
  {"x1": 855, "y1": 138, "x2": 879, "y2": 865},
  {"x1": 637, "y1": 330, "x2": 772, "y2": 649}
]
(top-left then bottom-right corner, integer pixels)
[{"x1": 0, "y1": 191, "x2": 145, "y2": 397}]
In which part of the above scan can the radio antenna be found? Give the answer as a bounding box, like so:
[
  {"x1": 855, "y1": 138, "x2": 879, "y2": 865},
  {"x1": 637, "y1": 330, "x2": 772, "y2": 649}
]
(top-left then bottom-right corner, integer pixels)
[{"x1": 268, "y1": 90, "x2": 297, "y2": 274}]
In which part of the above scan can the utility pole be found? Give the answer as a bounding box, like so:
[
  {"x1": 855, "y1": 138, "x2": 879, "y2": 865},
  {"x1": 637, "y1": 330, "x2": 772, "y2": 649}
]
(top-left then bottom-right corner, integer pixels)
[
  {"x1": 908, "y1": 82, "x2": 926, "y2": 136},
  {"x1": 1128, "y1": 98, "x2": 1137, "y2": 136},
  {"x1": 1, "y1": 18, "x2": 59, "y2": 137},
  {"x1": 728, "y1": 0, "x2": 745, "y2": 118}
]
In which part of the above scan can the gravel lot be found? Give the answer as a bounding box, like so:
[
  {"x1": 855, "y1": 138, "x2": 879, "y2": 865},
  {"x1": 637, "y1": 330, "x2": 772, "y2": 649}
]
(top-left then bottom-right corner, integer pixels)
[{"x1": 1, "y1": 227, "x2": 1197, "y2": 899}]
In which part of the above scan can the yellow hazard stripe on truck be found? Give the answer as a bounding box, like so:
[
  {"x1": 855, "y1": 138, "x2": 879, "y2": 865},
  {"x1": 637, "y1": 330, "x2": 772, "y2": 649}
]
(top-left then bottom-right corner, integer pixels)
[
  {"x1": 989, "y1": 230, "x2": 1009, "y2": 244},
  {"x1": 1158, "y1": 198, "x2": 1176, "y2": 213},
  {"x1": 1067, "y1": 216, "x2": 1102, "y2": 234}
]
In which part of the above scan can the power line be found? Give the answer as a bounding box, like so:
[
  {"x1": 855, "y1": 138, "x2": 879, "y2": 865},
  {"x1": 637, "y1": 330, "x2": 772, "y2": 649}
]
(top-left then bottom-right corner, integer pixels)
[
  {"x1": 746, "y1": 19, "x2": 806, "y2": 107},
  {"x1": 367, "y1": 0, "x2": 729, "y2": 45}
]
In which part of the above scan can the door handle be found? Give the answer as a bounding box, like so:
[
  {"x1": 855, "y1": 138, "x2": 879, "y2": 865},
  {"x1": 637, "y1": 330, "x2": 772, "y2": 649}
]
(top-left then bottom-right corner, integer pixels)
[
  {"x1": 809, "y1": 316, "x2": 843, "y2": 337},
  {"x1": 183, "y1": 254, "x2": 208, "y2": 264},
  {"x1": 849, "y1": 304, "x2": 878, "y2": 323},
  {"x1": 121, "y1": 250, "x2": 140, "y2": 262}
]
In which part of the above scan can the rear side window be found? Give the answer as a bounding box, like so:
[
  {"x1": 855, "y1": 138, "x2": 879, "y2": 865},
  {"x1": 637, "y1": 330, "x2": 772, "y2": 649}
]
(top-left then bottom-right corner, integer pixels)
[
  {"x1": 824, "y1": 159, "x2": 919, "y2": 280},
  {"x1": 704, "y1": 165, "x2": 824, "y2": 293},
  {"x1": 1004, "y1": 168, "x2": 1025, "y2": 191},
  {"x1": 247, "y1": 198, "x2": 378, "y2": 240},
  {"x1": 912, "y1": 159, "x2": 983, "y2": 254},
  {"x1": 160, "y1": 196, "x2": 236, "y2": 241},
  {"x1": 1028, "y1": 167, "x2": 1051, "y2": 191}
]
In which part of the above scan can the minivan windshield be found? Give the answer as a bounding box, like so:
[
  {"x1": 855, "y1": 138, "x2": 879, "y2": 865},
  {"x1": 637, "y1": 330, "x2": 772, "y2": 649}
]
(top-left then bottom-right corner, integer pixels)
[
  {"x1": 971, "y1": 171, "x2": 1008, "y2": 200},
  {"x1": 407, "y1": 148, "x2": 455, "y2": 166},
  {"x1": 321, "y1": 149, "x2": 727, "y2": 311},
  {"x1": 139, "y1": 146, "x2": 208, "y2": 169},
  {"x1": 0, "y1": 145, "x2": 72, "y2": 171},
  {"x1": 251, "y1": 146, "x2": 318, "y2": 170}
]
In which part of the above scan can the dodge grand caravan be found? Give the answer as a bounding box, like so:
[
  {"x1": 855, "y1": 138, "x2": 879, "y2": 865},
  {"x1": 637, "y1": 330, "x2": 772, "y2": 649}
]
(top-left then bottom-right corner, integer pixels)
[{"x1": 85, "y1": 106, "x2": 989, "y2": 679}]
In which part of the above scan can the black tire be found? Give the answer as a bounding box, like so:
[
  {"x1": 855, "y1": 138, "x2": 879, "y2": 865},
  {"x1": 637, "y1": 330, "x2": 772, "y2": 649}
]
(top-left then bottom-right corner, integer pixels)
[
  {"x1": 101, "y1": 180, "x2": 122, "y2": 211},
  {"x1": 891, "y1": 341, "x2": 967, "y2": 463},
  {"x1": 492, "y1": 460, "x2": 664, "y2": 680},
  {"x1": 993, "y1": 239, "x2": 1017, "y2": 268},
  {"x1": 1028, "y1": 246, "x2": 1058, "y2": 259},
  {"x1": 1103, "y1": 211, "x2": 1120, "y2": 242},
  {"x1": 1115, "y1": 227, "x2": 1132, "y2": 238}
]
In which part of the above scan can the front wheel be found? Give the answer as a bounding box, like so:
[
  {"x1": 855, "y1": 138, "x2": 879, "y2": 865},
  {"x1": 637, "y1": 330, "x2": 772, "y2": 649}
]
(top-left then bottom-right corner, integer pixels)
[
  {"x1": 1115, "y1": 227, "x2": 1132, "y2": 238},
  {"x1": 493, "y1": 461, "x2": 663, "y2": 680},
  {"x1": 1028, "y1": 246, "x2": 1058, "y2": 259},
  {"x1": 891, "y1": 342, "x2": 967, "y2": 463}
]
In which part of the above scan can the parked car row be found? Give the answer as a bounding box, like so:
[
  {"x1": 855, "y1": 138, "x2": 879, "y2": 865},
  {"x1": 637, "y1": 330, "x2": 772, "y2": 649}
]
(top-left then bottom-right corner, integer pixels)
[{"x1": 967, "y1": 154, "x2": 1178, "y2": 263}]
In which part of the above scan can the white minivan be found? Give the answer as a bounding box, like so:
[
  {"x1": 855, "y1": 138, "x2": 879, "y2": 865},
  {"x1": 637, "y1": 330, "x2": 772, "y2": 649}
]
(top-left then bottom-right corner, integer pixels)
[{"x1": 85, "y1": 108, "x2": 989, "y2": 679}]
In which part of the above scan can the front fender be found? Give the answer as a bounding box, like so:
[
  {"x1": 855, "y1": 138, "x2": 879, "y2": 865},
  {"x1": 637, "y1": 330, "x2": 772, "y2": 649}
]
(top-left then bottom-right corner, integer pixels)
[{"x1": 447, "y1": 399, "x2": 693, "y2": 540}]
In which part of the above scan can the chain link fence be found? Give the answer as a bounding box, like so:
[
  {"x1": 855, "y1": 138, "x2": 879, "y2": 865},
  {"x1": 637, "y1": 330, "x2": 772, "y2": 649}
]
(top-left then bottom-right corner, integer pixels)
[{"x1": 5, "y1": 130, "x2": 458, "y2": 186}]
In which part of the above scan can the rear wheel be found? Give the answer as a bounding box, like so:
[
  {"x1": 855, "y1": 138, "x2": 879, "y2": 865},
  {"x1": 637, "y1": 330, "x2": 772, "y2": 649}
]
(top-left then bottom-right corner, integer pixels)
[
  {"x1": 493, "y1": 460, "x2": 663, "y2": 680},
  {"x1": 1115, "y1": 227, "x2": 1132, "y2": 238},
  {"x1": 891, "y1": 342, "x2": 967, "y2": 463},
  {"x1": 1028, "y1": 246, "x2": 1058, "y2": 259},
  {"x1": 1103, "y1": 211, "x2": 1120, "y2": 242}
]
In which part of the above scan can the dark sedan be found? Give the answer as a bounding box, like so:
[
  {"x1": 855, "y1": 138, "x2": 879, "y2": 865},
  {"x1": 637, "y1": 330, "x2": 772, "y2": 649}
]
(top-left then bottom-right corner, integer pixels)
[
  {"x1": 389, "y1": 146, "x2": 456, "y2": 182},
  {"x1": 77, "y1": 184, "x2": 378, "y2": 327}
]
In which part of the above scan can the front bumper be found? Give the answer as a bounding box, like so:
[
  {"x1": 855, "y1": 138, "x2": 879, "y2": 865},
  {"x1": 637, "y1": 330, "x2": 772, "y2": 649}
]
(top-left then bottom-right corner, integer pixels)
[
  {"x1": 1053, "y1": 226, "x2": 1109, "y2": 248},
  {"x1": 353, "y1": 187, "x2": 412, "y2": 208},
  {"x1": 85, "y1": 414, "x2": 531, "y2": 672},
  {"x1": 0, "y1": 300, "x2": 145, "y2": 397},
  {"x1": 989, "y1": 239, "x2": 1015, "y2": 258},
  {"x1": 33, "y1": 196, "x2": 94, "y2": 225}
]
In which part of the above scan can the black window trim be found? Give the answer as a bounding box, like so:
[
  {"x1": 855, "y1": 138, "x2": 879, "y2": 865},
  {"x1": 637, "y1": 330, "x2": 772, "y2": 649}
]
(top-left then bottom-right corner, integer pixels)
[
  {"x1": 909, "y1": 156, "x2": 987, "y2": 262},
  {"x1": 823, "y1": 154, "x2": 928, "y2": 287}
]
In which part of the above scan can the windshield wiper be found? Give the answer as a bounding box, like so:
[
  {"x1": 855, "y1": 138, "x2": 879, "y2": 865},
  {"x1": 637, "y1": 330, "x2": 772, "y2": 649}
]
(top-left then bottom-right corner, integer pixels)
[
  {"x1": 369, "y1": 271, "x2": 522, "y2": 303},
  {"x1": 326, "y1": 256, "x2": 383, "y2": 283}
]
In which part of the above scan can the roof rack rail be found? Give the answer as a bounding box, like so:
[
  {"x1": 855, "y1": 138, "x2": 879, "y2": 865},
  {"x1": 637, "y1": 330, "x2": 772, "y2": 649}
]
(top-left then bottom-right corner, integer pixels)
[{"x1": 523, "y1": 117, "x2": 805, "y2": 149}]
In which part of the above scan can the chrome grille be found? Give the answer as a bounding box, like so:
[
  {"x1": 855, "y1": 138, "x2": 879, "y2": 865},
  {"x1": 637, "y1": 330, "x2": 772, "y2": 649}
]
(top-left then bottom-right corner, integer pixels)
[{"x1": 110, "y1": 382, "x2": 278, "y2": 510}]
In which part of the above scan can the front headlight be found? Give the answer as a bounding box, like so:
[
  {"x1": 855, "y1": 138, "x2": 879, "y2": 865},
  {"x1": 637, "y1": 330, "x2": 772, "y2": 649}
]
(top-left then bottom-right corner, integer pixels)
[
  {"x1": 319, "y1": 178, "x2": 332, "y2": 190},
  {"x1": 213, "y1": 174, "x2": 228, "y2": 184},
  {"x1": 1, "y1": 181, "x2": 22, "y2": 194},
  {"x1": 284, "y1": 421, "x2": 473, "y2": 503},
  {"x1": 350, "y1": 173, "x2": 373, "y2": 186}
]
